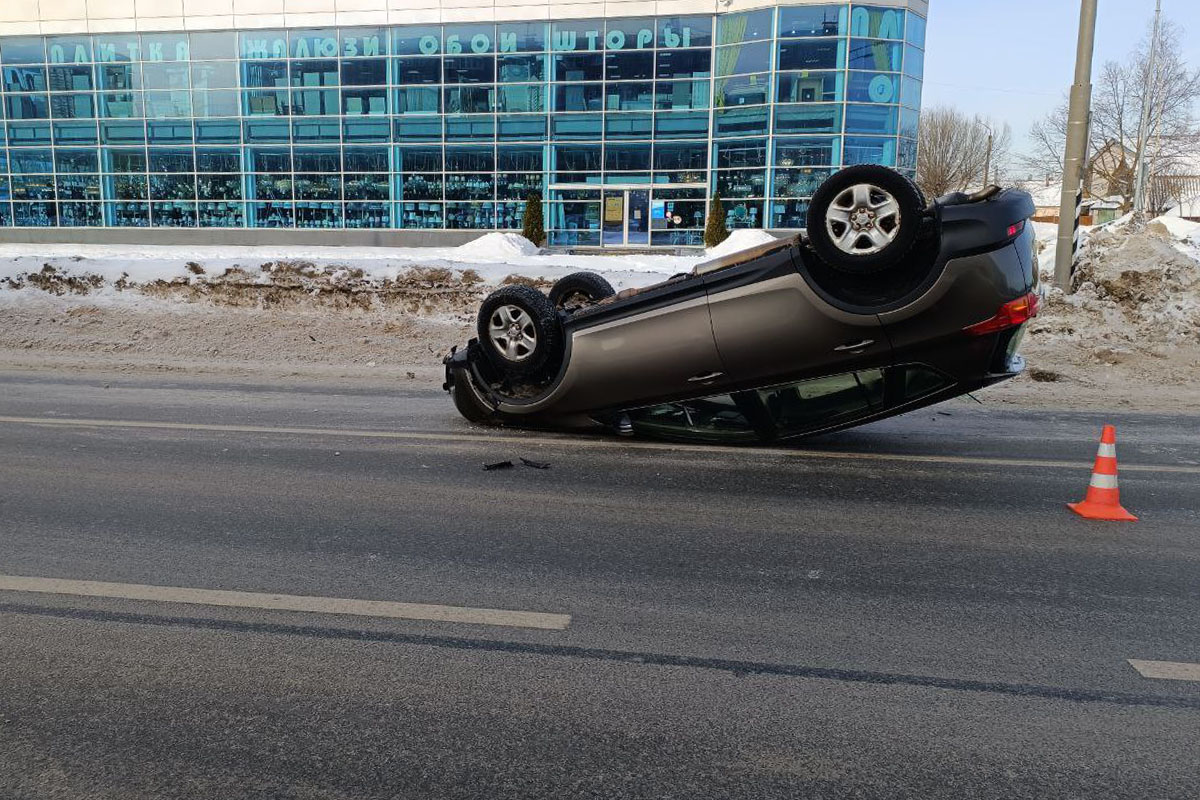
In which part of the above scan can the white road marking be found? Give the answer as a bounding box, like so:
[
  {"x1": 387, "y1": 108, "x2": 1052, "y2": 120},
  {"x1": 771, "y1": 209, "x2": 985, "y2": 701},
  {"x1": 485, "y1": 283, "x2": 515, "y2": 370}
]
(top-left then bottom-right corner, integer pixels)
[
  {"x1": 1, "y1": 415, "x2": 1196, "y2": 474},
  {"x1": 1128, "y1": 659, "x2": 1200, "y2": 682},
  {"x1": 0, "y1": 574, "x2": 570, "y2": 631}
]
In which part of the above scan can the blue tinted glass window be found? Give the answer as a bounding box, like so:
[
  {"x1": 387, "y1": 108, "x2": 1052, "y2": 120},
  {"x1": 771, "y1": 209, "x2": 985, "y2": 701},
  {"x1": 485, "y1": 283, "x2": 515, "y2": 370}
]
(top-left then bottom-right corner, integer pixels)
[
  {"x1": 554, "y1": 53, "x2": 602, "y2": 81},
  {"x1": 346, "y1": 202, "x2": 390, "y2": 228},
  {"x1": 290, "y1": 30, "x2": 338, "y2": 59},
  {"x1": 898, "y1": 138, "x2": 917, "y2": 171},
  {"x1": 9, "y1": 149, "x2": 53, "y2": 172},
  {"x1": 394, "y1": 117, "x2": 442, "y2": 141},
  {"x1": 99, "y1": 63, "x2": 140, "y2": 90},
  {"x1": 191, "y1": 61, "x2": 237, "y2": 89},
  {"x1": 714, "y1": 138, "x2": 766, "y2": 168},
  {"x1": 343, "y1": 117, "x2": 390, "y2": 142},
  {"x1": 51, "y1": 94, "x2": 96, "y2": 119},
  {"x1": 8, "y1": 121, "x2": 53, "y2": 145},
  {"x1": 715, "y1": 73, "x2": 770, "y2": 106},
  {"x1": 445, "y1": 145, "x2": 494, "y2": 172},
  {"x1": 498, "y1": 22, "x2": 545, "y2": 53},
  {"x1": 49, "y1": 64, "x2": 94, "y2": 90},
  {"x1": 142, "y1": 33, "x2": 190, "y2": 62},
  {"x1": 775, "y1": 136, "x2": 840, "y2": 167},
  {"x1": 192, "y1": 90, "x2": 240, "y2": 117},
  {"x1": 61, "y1": 202, "x2": 103, "y2": 225},
  {"x1": 393, "y1": 26, "x2": 441, "y2": 56},
  {"x1": 195, "y1": 120, "x2": 241, "y2": 143},
  {"x1": 1, "y1": 38, "x2": 47, "y2": 65},
  {"x1": 445, "y1": 24, "x2": 496, "y2": 55},
  {"x1": 445, "y1": 115, "x2": 495, "y2": 140},
  {"x1": 250, "y1": 202, "x2": 293, "y2": 227},
  {"x1": 147, "y1": 120, "x2": 193, "y2": 144},
  {"x1": 657, "y1": 16, "x2": 712, "y2": 48},
  {"x1": 52, "y1": 121, "x2": 98, "y2": 144},
  {"x1": 498, "y1": 115, "x2": 547, "y2": 141},
  {"x1": 145, "y1": 91, "x2": 192, "y2": 118},
  {"x1": 605, "y1": 82, "x2": 653, "y2": 111},
  {"x1": 199, "y1": 201, "x2": 245, "y2": 226},
  {"x1": 775, "y1": 104, "x2": 842, "y2": 134},
  {"x1": 714, "y1": 106, "x2": 768, "y2": 138},
  {"x1": 606, "y1": 143, "x2": 650, "y2": 171},
  {"x1": 654, "y1": 142, "x2": 706, "y2": 171},
  {"x1": 445, "y1": 174, "x2": 493, "y2": 200},
  {"x1": 243, "y1": 60, "x2": 285, "y2": 88},
  {"x1": 605, "y1": 112, "x2": 652, "y2": 140},
  {"x1": 654, "y1": 110, "x2": 707, "y2": 140},
  {"x1": 341, "y1": 29, "x2": 388, "y2": 57},
  {"x1": 553, "y1": 144, "x2": 601, "y2": 172},
  {"x1": 554, "y1": 84, "x2": 602, "y2": 112},
  {"x1": 342, "y1": 59, "x2": 386, "y2": 85},
  {"x1": 777, "y1": 71, "x2": 842, "y2": 103},
  {"x1": 240, "y1": 31, "x2": 288, "y2": 60},
  {"x1": 778, "y1": 39, "x2": 845, "y2": 71},
  {"x1": 656, "y1": 49, "x2": 710, "y2": 80},
  {"x1": 343, "y1": 87, "x2": 388, "y2": 115},
  {"x1": 550, "y1": 20, "x2": 604, "y2": 53},
  {"x1": 655, "y1": 80, "x2": 708, "y2": 110},
  {"x1": 604, "y1": 19, "x2": 656, "y2": 51},
  {"x1": 292, "y1": 118, "x2": 341, "y2": 142},
  {"x1": 716, "y1": 10, "x2": 773, "y2": 44},
  {"x1": 56, "y1": 148, "x2": 99, "y2": 173},
  {"x1": 394, "y1": 87, "x2": 440, "y2": 114},
  {"x1": 345, "y1": 147, "x2": 388, "y2": 172},
  {"x1": 6, "y1": 95, "x2": 49, "y2": 119},
  {"x1": 771, "y1": 198, "x2": 810, "y2": 228},
  {"x1": 497, "y1": 84, "x2": 544, "y2": 113},
  {"x1": 714, "y1": 41, "x2": 771, "y2": 76},
  {"x1": 907, "y1": 15, "x2": 927, "y2": 49},
  {"x1": 848, "y1": 40, "x2": 902, "y2": 72},
  {"x1": 444, "y1": 56, "x2": 494, "y2": 83},
  {"x1": 398, "y1": 201, "x2": 443, "y2": 227},
  {"x1": 395, "y1": 56, "x2": 440, "y2": 85},
  {"x1": 900, "y1": 77, "x2": 922, "y2": 109},
  {"x1": 292, "y1": 88, "x2": 338, "y2": 116},
  {"x1": 189, "y1": 32, "x2": 237, "y2": 60},
  {"x1": 198, "y1": 174, "x2": 241, "y2": 199},
  {"x1": 497, "y1": 145, "x2": 543, "y2": 171},
  {"x1": 14, "y1": 202, "x2": 58, "y2": 226},
  {"x1": 844, "y1": 135, "x2": 897, "y2": 166},
  {"x1": 5, "y1": 65, "x2": 47, "y2": 91},
  {"x1": 850, "y1": 6, "x2": 905, "y2": 40},
  {"x1": 778, "y1": 6, "x2": 847, "y2": 37},
  {"x1": 899, "y1": 107, "x2": 920, "y2": 139},
  {"x1": 243, "y1": 118, "x2": 290, "y2": 142},
  {"x1": 903, "y1": 44, "x2": 924, "y2": 78},
  {"x1": 197, "y1": 149, "x2": 240, "y2": 171},
  {"x1": 606, "y1": 51, "x2": 653, "y2": 81},
  {"x1": 291, "y1": 60, "x2": 338, "y2": 86},
  {"x1": 716, "y1": 169, "x2": 766, "y2": 198},
  {"x1": 498, "y1": 54, "x2": 545, "y2": 82},
  {"x1": 847, "y1": 71, "x2": 898, "y2": 103},
  {"x1": 152, "y1": 202, "x2": 198, "y2": 227},
  {"x1": 845, "y1": 103, "x2": 898, "y2": 134},
  {"x1": 445, "y1": 86, "x2": 494, "y2": 114},
  {"x1": 722, "y1": 199, "x2": 762, "y2": 228},
  {"x1": 106, "y1": 201, "x2": 149, "y2": 226}
]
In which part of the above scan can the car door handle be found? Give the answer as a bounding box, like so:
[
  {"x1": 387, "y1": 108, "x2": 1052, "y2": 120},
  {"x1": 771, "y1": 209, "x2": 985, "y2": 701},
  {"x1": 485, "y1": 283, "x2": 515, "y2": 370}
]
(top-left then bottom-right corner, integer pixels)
[
  {"x1": 688, "y1": 371, "x2": 725, "y2": 383},
  {"x1": 834, "y1": 339, "x2": 875, "y2": 352}
]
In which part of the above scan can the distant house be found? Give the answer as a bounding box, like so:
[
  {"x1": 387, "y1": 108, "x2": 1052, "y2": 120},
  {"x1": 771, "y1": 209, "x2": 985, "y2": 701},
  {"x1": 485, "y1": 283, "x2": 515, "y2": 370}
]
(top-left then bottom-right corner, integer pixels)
[{"x1": 1021, "y1": 181, "x2": 1121, "y2": 225}]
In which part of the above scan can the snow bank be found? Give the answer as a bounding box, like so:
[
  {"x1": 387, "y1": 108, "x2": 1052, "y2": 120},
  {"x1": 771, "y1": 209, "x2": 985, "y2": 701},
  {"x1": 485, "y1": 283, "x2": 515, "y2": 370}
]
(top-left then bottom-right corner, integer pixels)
[
  {"x1": 454, "y1": 232, "x2": 540, "y2": 259},
  {"x1": 1147, "y1": 215, "x2": 1200, "y2": 242},
  {"x1": 705, "y1": 229, "x2": 779, "y2": 259}
]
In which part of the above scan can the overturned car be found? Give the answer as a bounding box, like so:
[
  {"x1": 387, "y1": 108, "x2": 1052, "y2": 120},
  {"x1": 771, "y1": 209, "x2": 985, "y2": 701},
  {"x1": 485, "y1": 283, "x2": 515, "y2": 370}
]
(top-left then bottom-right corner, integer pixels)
[{"x1": 444, "y1": 165, "x2": 1038, "y2": 444}]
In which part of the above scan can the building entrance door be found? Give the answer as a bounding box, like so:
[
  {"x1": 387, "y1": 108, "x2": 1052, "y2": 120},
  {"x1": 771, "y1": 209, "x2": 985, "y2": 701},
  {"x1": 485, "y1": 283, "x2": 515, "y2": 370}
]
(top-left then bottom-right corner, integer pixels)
[{"x1": 602, "y1": 188, "x2": 652, "y2": 246}]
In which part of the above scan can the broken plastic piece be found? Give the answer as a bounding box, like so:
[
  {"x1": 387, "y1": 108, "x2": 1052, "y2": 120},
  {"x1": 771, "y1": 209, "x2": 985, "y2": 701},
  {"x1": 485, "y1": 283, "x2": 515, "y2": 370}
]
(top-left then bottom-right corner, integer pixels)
[
  {"x1": 520, "y1": 457, "x2": 550, "y2": 470},
  {"x1": 483, "y1": 460, "x2": 514, "y2": 471}
]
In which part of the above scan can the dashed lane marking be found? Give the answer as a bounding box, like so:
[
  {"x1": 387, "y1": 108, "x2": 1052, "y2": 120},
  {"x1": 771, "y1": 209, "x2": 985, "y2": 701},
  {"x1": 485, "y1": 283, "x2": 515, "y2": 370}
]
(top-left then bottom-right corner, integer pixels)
[
  {"x1": 0, "y1": 574, "x2": 570, "y2": 631},
  {"x1": 1128, "y1": 659, "x2": 1200, "y2": 682},
  {"x1": 0, "y1": 415, "x2": 1197, "y2": 474}
]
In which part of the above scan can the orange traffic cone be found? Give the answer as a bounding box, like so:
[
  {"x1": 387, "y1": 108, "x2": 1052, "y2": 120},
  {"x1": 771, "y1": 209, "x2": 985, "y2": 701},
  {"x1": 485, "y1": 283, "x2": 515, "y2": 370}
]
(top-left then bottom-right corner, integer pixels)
[{"x1": 1068, "y1": 425, "x2": 1138, "y2": 521}]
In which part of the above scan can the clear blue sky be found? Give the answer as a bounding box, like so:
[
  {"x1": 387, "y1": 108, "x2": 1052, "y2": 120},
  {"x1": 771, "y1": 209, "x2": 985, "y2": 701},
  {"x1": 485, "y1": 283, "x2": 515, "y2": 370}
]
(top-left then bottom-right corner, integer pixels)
[{"x1": 923, "y1": 0, "x2": 1200, "y2": 160}]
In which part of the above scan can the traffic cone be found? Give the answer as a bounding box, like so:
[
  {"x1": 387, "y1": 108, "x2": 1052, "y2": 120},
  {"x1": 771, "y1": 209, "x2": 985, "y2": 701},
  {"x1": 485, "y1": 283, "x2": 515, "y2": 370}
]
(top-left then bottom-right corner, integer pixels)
[{"x1": 1068, "y1": 425, "x2": 1138, "y2": 521}]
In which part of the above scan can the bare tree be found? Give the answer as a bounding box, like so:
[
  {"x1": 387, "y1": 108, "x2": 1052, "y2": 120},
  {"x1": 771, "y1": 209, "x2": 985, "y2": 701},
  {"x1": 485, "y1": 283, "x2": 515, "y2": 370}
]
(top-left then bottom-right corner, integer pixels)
[
  {"x1": 1023, "y1": 19, "x2": 1200, "y2": 212},
  {"x1": 916, "y1": 105, "x2": 1012, "y2": 198}
]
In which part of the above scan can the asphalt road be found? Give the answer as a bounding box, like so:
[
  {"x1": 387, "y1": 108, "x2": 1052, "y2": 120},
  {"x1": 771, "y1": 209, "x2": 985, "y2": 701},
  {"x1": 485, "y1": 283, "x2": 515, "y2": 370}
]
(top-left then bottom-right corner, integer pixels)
[{"x1": 1, "y1": 371, "x2": 1198, "y2": 799}]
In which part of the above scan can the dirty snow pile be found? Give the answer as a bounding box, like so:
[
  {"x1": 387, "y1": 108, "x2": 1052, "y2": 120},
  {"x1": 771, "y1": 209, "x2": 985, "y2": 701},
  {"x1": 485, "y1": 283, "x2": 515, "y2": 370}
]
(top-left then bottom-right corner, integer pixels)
[
  {"x1": 704, "y1": 229, "x2": 780, "y2": 259},
  {"x1": 1022, "y1": 216, "x2": 1200, "y2": 390}
]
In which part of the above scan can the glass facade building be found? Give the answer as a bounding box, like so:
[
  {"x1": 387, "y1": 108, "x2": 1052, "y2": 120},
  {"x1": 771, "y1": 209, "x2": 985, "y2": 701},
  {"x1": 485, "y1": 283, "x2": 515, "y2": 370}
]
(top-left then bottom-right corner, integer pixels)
[{"x1": 0, "y1": 3, "x2": 925, "y2": 247}]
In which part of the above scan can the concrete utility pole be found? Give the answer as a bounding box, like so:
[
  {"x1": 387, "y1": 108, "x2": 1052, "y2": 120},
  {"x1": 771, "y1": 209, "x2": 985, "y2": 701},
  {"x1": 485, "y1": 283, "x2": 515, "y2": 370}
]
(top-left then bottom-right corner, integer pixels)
[
  {"x1": 1132, "y1": 0, "x2": 1163, "y2": 216},
  {"x1": 1054, "y1": 0, "x2": 1100, "y2": 292}
]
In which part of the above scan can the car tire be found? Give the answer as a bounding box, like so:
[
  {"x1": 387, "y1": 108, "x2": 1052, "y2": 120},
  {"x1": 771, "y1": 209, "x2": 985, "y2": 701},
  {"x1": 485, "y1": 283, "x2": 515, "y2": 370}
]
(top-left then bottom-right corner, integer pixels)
[
  {"x1": 807, "y1": 165, "x2": 927, "y2": 275},
  {"x1": 450, "y1": 372, "x2": 497, "y2": 425},
  {"x1": 548, "y1": 271, "x2": 616, "y2": 311},
  {"x1": 476, "y1": 285, "x2": 563, "y2": 378}
]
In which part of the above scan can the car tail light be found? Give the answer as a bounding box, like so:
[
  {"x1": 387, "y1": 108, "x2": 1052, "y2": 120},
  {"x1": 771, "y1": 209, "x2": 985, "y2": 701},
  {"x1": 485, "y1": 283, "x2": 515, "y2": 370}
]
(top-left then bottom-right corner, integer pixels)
[
  {"x1": 1006, "y1": 220, "x2": 1026, "y2": 238},
  {"x1": 964, "y1": 292, "x2": 1040, "y2": 336}
]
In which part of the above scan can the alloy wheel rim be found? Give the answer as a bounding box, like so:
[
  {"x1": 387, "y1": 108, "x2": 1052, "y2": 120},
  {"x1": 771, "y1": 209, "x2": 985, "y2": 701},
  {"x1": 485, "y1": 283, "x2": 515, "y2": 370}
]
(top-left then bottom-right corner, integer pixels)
[
  {"x1": 825, "y1": 183, "x2": 902, "y2": 256},
  {"x1": 488, "y1": 304, "x2": 538, "y2": 361}
]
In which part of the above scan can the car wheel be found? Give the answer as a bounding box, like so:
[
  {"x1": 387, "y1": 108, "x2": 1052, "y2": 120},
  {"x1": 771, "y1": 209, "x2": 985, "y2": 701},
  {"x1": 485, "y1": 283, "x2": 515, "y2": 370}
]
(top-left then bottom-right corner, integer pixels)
[
  {"x1": 807, "y1": 165, "x2": 927, "y2": 275},
  {"x1": 548, "y1": 271, "x2": 616, "y2": 312},
  {"x1": 476, "y1": 285, "x2": 563, "y2": 378}
]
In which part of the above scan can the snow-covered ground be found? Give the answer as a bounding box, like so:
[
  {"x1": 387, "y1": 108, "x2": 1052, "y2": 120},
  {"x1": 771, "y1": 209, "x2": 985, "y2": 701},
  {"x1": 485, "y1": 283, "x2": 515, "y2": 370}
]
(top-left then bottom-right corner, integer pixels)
[{"x1": 0, "y1": 231, "x2": 779, "y2": 298}]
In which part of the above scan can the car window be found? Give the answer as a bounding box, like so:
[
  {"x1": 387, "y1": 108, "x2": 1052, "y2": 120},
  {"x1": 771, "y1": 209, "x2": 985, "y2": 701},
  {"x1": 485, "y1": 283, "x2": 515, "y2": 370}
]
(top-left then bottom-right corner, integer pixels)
[
  {"x1": 899, "y1": 365, "x2": 954, "y2": 401},
  {"x1": 759, "y1": 369, "x2": 885, "y2": 436},
  {"x1": 629, "y1": 395, "x2": 760, "y2": 443}
]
